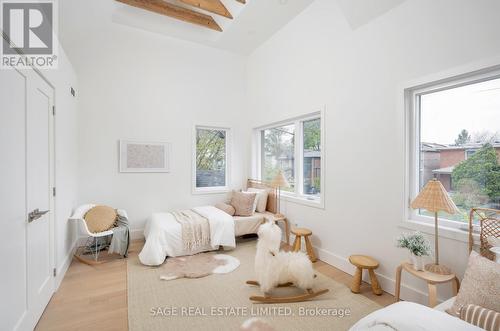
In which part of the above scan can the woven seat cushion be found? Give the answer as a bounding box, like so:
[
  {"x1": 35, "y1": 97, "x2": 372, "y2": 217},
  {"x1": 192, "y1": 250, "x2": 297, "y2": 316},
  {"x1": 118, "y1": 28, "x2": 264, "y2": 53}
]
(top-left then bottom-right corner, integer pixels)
[{"x1": 84, "y1": 205, "x2": 117, "y2": 233}]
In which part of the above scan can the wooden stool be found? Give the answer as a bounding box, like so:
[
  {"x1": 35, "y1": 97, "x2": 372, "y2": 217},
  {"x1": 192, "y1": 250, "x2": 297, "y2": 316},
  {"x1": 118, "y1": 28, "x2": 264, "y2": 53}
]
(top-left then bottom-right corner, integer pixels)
[
  {"x1": 349, "y1": 255, "x2": 382, "y2": 295},
  {"x1": 395, "y1": 262, "x2": 459, "y2": 307},
  {"x1": 291, "y1": 228, "x2": 317, "y2": 262}
]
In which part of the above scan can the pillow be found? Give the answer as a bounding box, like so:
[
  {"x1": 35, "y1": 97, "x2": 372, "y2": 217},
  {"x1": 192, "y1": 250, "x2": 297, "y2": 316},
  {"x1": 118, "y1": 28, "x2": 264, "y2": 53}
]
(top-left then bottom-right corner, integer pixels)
[
  {"x1": 247, "y1": 188, "x2": 269, "y2": 213},
  {"x1": 448, "y1": 251, "x2": 500, "y2": 316},
  {"x1": 84, "y1": 205, "x2": 117, "y2": 233},
  {"x1": 459, "y1": 304, "x2": 500, "y2": 331},
  {"x1": 230, "y1": 191, "x2": 257, "y2": 217},
  {"x1": 241, "y1": 191, "x2": 258, "y2": 212},
  {"x1": 215, "y1": 202, "x2": 235, "y2": 216}
]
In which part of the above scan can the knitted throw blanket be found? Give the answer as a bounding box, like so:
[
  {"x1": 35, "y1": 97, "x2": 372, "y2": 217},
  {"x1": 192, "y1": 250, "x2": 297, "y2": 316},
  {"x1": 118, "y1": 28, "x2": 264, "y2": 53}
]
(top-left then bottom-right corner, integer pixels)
[{"x1": 172, "y1": 209, "x2": 210, "y2": 251}]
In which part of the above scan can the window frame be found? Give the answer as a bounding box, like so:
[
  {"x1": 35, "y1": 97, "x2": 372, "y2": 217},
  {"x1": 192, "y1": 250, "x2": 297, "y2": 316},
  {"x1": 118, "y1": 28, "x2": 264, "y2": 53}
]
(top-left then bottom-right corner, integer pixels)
[
  {"x1": 405, "y1": 66, "x2": 500, "y2": 232},
  {"x1": 254, "y1": 110, "x2": 325, "y2": 209},
  {"x1": 192, "y1": 125, "x2": 231, "y2": 195}
]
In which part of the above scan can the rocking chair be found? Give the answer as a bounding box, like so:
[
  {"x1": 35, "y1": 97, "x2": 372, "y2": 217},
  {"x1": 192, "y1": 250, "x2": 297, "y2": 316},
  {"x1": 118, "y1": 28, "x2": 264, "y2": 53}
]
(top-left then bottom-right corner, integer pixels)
[{"x1": 70, "y1": 204, "x2": 127, "y2": 265}]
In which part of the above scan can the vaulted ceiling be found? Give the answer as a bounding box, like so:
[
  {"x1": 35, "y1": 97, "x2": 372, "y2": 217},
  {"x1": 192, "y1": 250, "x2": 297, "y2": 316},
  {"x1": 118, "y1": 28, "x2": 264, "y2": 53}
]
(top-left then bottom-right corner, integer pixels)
[
  {"x1": 59, "y1": 0, "x2": 315, "y2": 54},
  {"x1": 59, "y1": 0, "x2": 406, "y2": 55}
]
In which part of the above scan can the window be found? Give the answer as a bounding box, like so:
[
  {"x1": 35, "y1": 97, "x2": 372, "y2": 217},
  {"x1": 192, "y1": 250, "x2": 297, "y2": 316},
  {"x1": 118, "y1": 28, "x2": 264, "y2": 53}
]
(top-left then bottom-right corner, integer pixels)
[
  {"x1": 303, "y1": 118, "x2": 322, "y2": 197},
  {"x1": 408, "y1": 71, "x2": 500, "y2": 227},
  {"x1": 261, "y1": 124, "x2": 296, "y2": 192},
  {"x1": 465, "y1": 149, "x2": 477, "y2": 159},
  {"x1": 193, "y1": 126, "x2": 230, "y2": 193},
  {"x1": 256, "y1": 112, "x2": 323, "y2": 206}
]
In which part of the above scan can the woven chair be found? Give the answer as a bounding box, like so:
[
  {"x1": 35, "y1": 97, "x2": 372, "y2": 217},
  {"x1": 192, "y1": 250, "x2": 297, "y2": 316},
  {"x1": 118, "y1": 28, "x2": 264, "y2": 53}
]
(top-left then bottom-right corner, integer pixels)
[{"x1": 468, "y1": 208, "x2": 500, "y2": 260}]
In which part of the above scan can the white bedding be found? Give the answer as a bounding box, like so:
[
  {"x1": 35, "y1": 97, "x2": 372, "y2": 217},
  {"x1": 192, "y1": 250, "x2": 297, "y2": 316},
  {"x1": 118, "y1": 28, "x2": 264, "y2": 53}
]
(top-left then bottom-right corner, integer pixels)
[
  {"x1": 349, "y1": 302, "x2": 482, "y2": 331},
  {"x1": 139, "y1": 206, "x2": 235, "y2": 266}
]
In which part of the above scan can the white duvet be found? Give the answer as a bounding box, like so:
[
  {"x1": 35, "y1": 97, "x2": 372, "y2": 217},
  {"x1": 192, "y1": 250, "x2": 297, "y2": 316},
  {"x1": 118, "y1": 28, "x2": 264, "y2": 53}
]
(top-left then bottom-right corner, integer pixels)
[
  {"x1": 139, "y1": 206, "x2": 235, "y2": 266},
  {"x1": 349, "y1": 302, "x2": 482, "y2": 331}
]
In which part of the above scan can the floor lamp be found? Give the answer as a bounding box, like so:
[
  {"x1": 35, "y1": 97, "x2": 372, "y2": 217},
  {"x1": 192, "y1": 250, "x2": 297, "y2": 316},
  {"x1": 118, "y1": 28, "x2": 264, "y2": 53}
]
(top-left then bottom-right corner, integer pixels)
[
  {"x1": 410, "y1": 178, "x2": 459, "y2": 275},
  {"x1": 271, "y1": 170, "x2": 290, "y2": 218}
]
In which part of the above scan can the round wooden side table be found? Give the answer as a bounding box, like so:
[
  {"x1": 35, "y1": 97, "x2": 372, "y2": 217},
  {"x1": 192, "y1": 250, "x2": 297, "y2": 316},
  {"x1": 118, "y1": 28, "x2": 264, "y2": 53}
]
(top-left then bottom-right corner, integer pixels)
[
  {"x1": 395, "y1": 262, "x2": 460, "y2": 307},
  {"x1": 349, "y1": 255, "x2": 383, "y2": 295},
  {"x1": 291, "y1": 228, "x2": 317, "y2": 262}
]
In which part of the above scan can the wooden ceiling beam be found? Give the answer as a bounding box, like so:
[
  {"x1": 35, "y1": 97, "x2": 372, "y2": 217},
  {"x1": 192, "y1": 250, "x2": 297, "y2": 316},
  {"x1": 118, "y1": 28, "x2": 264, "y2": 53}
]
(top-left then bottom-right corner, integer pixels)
[
  {"x1": 179, "y1": 0, "x2": 233, "y2": 19},
  {"x1": 116, "y1": 0, "x2": 222, "y2": 31}
]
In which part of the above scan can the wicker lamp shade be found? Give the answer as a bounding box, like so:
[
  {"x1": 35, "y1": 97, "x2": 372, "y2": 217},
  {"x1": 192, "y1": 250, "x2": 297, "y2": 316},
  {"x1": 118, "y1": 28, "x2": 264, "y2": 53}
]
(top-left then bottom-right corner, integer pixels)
[
  {"x1": 410, "y1": 178, "x2": 459, "y2": 275},
  {"x1": 270, "y1": 170, "x2": 290, "y2": 189},
  {"x1": 270, "y1": 170, "x2": 289, "y2": 218},
  {"x1": 411, "y1": 179, "x2": 459, "y2": 214}
]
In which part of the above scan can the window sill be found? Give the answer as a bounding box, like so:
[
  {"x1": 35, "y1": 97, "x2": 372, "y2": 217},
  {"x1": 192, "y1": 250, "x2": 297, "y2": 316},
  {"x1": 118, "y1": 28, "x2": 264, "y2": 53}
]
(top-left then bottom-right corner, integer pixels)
[
  {"x1": 281, "y1": 194, "x2": 324, "y2": 209},
  {"x1": 399, "y1": 219, "x2": 478, "y2": 244},
  {"x1": 192, "y1": 187, "x2": 230, "y2": 195}
]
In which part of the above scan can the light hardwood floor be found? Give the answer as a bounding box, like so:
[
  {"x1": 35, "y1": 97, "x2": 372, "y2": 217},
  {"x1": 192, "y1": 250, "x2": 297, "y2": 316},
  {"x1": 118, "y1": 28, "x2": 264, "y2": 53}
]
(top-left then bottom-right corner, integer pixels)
[{"x1": 36, "y1": 239, "x2": 395, "y2": 330}]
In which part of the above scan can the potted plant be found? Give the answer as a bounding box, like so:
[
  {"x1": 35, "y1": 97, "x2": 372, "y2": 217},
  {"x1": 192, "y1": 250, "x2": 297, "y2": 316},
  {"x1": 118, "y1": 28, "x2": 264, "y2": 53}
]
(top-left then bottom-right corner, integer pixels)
[{"x1": 396, "y1": 232, "x2": 431, "y2": 271}]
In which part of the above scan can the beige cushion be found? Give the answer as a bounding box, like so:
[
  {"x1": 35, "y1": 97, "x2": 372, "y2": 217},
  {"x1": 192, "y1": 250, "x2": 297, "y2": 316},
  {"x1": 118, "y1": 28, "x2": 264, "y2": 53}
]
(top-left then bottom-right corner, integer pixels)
[
  {"x1": 448, "y1": 251, "x2": 500, "y2": 316},
  {"x1": 246, "y1": 188, "x2": 269, "y2": 212},
  {"x1": 214, "y1": 202, "x2": 235, "y2": 216},
  {"x1": 240, "y1": 191, "x2": 258, "y2": 212},
  {"x1": 230, "y1": 191, "x2": 257, "y2": 217},
  {"x1": 460, "y1": 304, "x2": 500, "y2": 331},
  {"x1": 84, "y1": 205, "x2": 117, "y2": 233}
]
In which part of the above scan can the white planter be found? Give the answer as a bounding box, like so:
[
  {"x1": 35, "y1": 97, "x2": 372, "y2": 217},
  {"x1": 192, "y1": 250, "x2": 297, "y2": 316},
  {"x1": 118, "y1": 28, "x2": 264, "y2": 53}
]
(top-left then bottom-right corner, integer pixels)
[{"x1": 410, "y1": 254, "x2": 425, "y2": 271}]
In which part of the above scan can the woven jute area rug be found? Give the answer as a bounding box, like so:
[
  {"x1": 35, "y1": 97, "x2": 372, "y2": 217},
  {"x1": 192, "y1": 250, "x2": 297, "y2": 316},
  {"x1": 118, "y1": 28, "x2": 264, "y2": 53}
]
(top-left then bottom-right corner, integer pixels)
[{"x1": 128, "y1": 239, "x2": 381, "y2": 331}]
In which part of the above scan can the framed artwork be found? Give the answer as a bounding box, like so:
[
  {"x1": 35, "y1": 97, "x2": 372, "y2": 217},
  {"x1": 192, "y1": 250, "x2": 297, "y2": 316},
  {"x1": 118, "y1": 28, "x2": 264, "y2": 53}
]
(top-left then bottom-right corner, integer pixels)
[{"x1": 119, "y1": 140, "x2": 171, "y2": 173}]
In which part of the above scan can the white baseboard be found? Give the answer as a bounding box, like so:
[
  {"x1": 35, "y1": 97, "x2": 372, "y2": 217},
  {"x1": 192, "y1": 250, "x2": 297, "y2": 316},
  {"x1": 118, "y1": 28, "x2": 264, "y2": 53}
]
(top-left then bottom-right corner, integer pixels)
[
  {"x1": 315, "y1": 245, "x2": 439, "y2": 306},
  {"x1": 55, "y1": 239, "x2": 78, "y2": 290},
  {"x1": 67, "y1": 225, "x2": 438, "y2": 305}
]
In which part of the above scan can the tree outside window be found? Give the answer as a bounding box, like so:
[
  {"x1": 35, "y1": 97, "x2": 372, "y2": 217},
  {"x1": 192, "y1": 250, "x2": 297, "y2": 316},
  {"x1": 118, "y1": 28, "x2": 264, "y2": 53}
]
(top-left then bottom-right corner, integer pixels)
[{"x1": 196, "y1": 128, "x2": 227, "y2": 188}]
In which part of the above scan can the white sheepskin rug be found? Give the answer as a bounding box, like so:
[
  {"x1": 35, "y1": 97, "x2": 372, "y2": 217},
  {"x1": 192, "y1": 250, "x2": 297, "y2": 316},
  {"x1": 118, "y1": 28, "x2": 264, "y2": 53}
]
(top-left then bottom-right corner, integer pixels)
[
  {"x1": 159, "y1": 253, "x2": 240, "y2": 281},
  {"x1": 240, "y1": 318, "x2": 276, "y2": 331}
]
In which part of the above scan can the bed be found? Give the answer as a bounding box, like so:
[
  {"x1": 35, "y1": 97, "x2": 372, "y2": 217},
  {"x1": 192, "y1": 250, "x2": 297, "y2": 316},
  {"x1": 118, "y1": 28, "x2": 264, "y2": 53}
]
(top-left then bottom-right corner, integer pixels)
[{"x1": 139, "y1": 180, "x2": 280, "y2": 266}]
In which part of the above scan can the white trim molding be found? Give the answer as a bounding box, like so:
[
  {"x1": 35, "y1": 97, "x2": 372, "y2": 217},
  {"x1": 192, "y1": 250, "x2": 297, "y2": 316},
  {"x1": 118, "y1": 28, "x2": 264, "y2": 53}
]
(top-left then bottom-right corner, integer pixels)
[
  {"x1": 252, "y1": 108, "x2": 325, "y2": 209},
  {"x1": 402, "y1": 61, "x2": 500, "y2": 236}
]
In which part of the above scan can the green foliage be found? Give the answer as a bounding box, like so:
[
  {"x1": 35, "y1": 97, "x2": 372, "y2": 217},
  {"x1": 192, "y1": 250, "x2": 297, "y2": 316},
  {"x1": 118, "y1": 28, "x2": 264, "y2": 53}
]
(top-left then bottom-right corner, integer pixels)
[
  {"x1": 263, "y1": 126, "x2": 294, "y2": 156},
  {"x1": 196, "y1": 129, "x2": 226, "y2": 171},
  {"x1": 486, "y1": 170, "x2": 500, "y2": 201},
  {"x1": 452, "y1": 179, "x2": 489, "y2": 210},
  {"x1": 396, "y1": 232, "x2": 431, "y2": 256},
  {"x1": 454, "y1": 129, "x2": 471, "y2": 145},
  {"x1": 262, "y1": 126, "x2": 295, "y2": 187},
  {"x1": 312, "y1": 177, "x2": 321, "y2": 190},
  {"x1": 263, "y1": 161, "x2": 279, "y2": 182},
  {"x1": 452, "y1": 143, "x2": 500, "y2": 200},
  {"x1": 303, "y1": 119, "x2": 320, "y2": 151}
]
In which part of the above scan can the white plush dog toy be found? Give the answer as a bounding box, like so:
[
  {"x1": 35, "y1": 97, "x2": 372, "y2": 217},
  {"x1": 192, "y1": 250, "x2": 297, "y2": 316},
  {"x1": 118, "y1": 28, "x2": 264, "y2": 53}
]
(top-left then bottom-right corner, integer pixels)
[{"x1": 255, "y1": 220, "x2": 316, "y2": 294}]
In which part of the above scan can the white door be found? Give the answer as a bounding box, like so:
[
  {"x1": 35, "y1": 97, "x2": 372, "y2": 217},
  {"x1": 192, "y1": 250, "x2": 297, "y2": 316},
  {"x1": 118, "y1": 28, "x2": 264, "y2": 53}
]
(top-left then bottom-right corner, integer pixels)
[{"x1": 0, "y1": 67, "x2": 55, "y2": 331}]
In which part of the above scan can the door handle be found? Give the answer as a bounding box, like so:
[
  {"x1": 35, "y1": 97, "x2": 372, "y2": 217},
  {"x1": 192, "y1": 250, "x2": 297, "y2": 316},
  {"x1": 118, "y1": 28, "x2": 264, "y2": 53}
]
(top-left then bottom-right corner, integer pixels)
[{"x1": 28, "y1": 209, "x2": 49, "y2": 223}]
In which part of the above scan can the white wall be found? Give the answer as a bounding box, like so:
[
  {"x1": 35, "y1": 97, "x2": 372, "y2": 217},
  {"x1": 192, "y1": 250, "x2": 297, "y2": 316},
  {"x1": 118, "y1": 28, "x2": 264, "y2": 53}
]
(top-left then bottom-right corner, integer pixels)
[
  {"x1": 41, "y1": 45, "x2": 79, "y2": 286},
  {"x1": 246, "y1": 0, "x2": 500, "y2": 304},
  {"x1": 72, "y1": 24, "x2": 249, "y2": 234}
]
